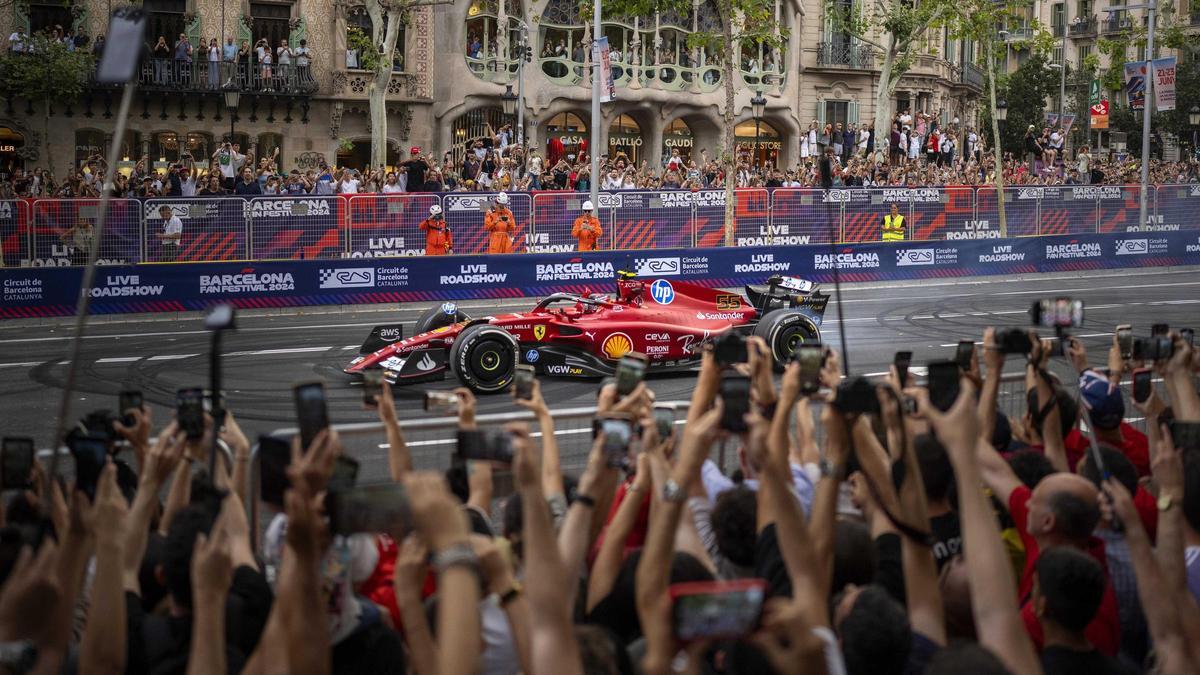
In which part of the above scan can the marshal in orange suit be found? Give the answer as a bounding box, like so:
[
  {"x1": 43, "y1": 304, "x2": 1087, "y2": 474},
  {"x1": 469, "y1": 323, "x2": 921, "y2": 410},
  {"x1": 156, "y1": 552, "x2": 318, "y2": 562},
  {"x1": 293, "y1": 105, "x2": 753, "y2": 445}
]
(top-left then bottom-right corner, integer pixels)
[{"x1": 484, "y1": 191, "x2": 516, "y2": 254}]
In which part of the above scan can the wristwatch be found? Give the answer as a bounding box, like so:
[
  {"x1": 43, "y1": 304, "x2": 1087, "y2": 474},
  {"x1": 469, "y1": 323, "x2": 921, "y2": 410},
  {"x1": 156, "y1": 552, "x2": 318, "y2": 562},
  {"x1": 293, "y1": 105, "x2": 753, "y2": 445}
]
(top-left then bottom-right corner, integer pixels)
[
  {"x1": 1157, "y1": 494, "x2": 1178, "y2": 512},
  {"x1": 662, "y1": 478, "x2": 686, "y2": 503}
]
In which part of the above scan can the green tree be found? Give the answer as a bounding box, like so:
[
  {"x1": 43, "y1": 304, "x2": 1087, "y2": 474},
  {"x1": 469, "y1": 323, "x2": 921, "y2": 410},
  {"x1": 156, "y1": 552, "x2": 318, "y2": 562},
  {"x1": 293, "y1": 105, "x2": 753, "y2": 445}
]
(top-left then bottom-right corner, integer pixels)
[
  {"x1": 0, "y1": 35, "x2": 95, "y2": 174},
  {"x1": 993, "y1": 52, "x2": 1059, "y2": 153},
  {"x1": 598, "y1": 0, "x2": 784, "y2": 244}
]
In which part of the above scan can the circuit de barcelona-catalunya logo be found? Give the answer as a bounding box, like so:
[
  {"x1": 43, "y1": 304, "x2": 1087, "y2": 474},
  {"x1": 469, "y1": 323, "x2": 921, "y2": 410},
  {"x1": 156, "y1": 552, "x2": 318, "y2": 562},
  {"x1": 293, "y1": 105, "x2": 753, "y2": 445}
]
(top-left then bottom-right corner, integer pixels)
[{"x1": 320, "y1": 268, "x2": 376, "y2": 289}]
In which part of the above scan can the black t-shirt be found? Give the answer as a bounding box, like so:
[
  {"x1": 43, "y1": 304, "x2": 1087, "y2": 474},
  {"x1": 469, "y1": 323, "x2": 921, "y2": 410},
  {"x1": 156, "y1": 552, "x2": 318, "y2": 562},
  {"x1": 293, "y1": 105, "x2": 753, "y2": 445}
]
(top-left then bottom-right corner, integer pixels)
[
  {"x1": 930, "y1": 511, "x2": 962, "y2": 571},
  {"x1": 403, "y1": 159, "x2": 427, "y2": 191},
  {"x1": 126, "y1": 565, "x2": 273, "y2": 675},
  {"x1": 1041, "y1": 646, "x2": 1140, "y2": 675}
]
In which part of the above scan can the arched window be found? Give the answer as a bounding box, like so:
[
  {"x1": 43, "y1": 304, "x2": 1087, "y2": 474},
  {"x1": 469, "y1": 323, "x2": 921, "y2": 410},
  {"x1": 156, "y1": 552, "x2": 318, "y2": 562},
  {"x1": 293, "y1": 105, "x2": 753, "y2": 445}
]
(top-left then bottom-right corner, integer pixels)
[
  {"x1": 734, "y1": 120, "x2": 781, "y2": 168},
  {"x1": 543, "y1": 111, "x2": 588, "y2": 167},
  {"x1": 27, "y1": 1, "x2": 74, "y2": 37},
  {"x1": 74, "y1": 130, "x2": 107, "y2": 169},
  {"x1": 608, "y1": 114, "x2": 642, "y2": 166},
  {"x1": 257, "y1": 132, "x2": 283, "y2": 169},
  {"x1": 662, "y1": 118, "x2": 694, "y2": 163},
  {"x1": 185, "y1": 132, "x2": 214, "y2": 164},
  {"x1": 346, "y1": 4, "x2": 407, "y2": 71},
  {"x1": 151, "y1": 131, "x2": 181, "y2": 168},
  {"x1": 142, "y1": 0, "x2": 187, "y2": 48},
  {"x1": 465, "y1": 0, "x2": 523, "y2": 80},
  {"x1": 451, "y1": 107, "x2": 512, "y2": 166}
]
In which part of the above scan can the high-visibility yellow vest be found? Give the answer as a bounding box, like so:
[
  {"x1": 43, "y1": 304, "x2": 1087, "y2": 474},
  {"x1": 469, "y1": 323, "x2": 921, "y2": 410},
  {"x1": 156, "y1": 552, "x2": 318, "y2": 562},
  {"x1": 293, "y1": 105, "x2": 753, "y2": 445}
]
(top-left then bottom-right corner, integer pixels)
[{"x1": 883, "y1": 214, "x2": 905, "y2": 241}]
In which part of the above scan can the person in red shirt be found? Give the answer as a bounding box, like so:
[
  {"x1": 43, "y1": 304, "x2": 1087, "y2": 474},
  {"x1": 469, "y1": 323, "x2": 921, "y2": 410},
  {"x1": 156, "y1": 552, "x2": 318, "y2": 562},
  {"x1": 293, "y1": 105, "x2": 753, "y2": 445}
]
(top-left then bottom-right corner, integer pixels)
[
  {"x1": 1063, "y1": 343, "x2": 1150, "y2": 477},
  {"x1": 419, "y1": 204, "x2": 453, "y2": 255}
]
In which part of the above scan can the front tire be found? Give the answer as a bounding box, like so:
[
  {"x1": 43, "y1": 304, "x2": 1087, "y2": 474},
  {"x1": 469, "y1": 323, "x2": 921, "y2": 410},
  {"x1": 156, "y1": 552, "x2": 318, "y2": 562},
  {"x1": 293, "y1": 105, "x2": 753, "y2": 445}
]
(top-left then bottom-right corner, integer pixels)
[
  {"x1": 414, "y1": 302, "x2": 472, "y2": 335},
  {"x1": 753, "y1": 310, "x2": 821, "y2": 369},
  {"x1": 449, "y1": 323, "x2": 519, "y2": 394}
]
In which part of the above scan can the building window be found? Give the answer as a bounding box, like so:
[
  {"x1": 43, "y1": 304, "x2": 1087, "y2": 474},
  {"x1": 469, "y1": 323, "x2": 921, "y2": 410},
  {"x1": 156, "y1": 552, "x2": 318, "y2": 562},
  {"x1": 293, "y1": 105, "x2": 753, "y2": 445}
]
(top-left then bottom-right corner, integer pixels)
[
  {"x1": 466, "y1": 0, "x2": 521, "y2": 75},
  {"x1": 75, "y1": 130, "x2": 107, "y2": 169},
  {"x1": 347, "y1": 4, "x2": 406, "y2": 71},
  {"x1": 824, "y1": 100, "x2": 850, "y2": 126},
  {"x1": 451, "y1": 107, "x2": 513, "y2": 167},
  {"x1": 1052, "y1": 45, "x2": 1063, "y2": 65},
  {"x1": 543, "y1": 111, "x2": 588, "y2": 167},
  {"x1": 1052, "y1": 3, "x2": 1065, "y2": 37},
  {"x1": 734, "y1": 119, "x2": 780, "y2": 168},
  {"x1": 608, "y1": 115, "x2": 642, "y2": 166},
  {"x1": 662, "y1": 118, "x2": 694, "y2": 163},
  {"x1": 250, "y1": 2, "x2": 292, "y2": 53},
  {"x1": 1077, "y1": 44, "x2": 1092, "y2": 66},
  {"x1": 184, "y1": 132, "x2": 214, "y2": 164},
  {"x1": 1077, "y1": 0, "x2": 1091, "y2": 17},
  {"x1": 143, "y1": 0, "x2": 187, "y2": 47},
  {"x1": 28, "y1": 1, "x2": 73, "y2": 37}
]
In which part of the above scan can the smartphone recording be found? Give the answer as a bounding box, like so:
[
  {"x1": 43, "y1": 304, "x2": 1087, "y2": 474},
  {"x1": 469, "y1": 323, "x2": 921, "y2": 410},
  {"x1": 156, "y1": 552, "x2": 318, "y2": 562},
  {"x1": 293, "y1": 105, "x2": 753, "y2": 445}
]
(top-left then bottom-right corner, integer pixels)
[
  {"x1": 670, "y1": 579, "x2": 766, "y2": 642},
  {"x1": 1030, "y1": 298, "x2": 1083, "y2": 329}
]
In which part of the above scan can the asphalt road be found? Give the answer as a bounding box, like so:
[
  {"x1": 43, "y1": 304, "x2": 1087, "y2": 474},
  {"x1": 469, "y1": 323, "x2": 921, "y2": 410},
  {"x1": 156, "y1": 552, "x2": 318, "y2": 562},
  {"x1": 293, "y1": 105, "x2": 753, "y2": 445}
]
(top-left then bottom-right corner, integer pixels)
[{"x1": 2, "y1": 266, "x2": 1198, "y2": 474}]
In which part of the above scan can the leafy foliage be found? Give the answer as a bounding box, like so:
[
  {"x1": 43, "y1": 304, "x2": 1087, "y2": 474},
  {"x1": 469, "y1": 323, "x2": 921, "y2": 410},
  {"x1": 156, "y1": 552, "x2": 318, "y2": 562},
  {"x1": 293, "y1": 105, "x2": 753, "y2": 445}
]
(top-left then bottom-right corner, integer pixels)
[
  {"x1": 0, "y1": 35, "x2": 94, "y2": 104},
  {"x1": 348, "y1": 27, "x2": 382, "y2": 71},
  {"x1": 992, "y1": 52, "x2": 1059, "y2": 154}
]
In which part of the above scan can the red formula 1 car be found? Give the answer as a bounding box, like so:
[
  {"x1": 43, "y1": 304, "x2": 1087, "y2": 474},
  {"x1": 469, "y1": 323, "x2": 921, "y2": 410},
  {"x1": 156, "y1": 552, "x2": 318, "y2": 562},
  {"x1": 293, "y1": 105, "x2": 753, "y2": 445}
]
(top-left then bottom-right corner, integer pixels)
[{"x1": 345, "y1": 273, "x2": 829, "y2": 393}]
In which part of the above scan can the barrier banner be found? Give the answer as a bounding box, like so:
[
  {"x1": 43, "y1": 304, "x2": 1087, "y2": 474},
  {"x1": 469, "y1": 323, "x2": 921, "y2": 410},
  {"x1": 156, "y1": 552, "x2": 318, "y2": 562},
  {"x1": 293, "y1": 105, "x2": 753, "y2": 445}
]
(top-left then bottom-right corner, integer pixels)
[
  {"x1": 722, "y1": 189, "x2": 775, "y2": 248},
  {"x1": 442, "y1": 192, "x2": 530, "y2": 254},
  {"x1": 6, "y1": 230, "x2": 1197, "y2": 319},
  {"x1": 0, "y1": 199, "x2": 30, "y2": 268},
  {"x1": 144, "y1": 198, "x2": 247, "y2": 263},
  {"x1": 346, "y1": 194, "x2": 440, "y2": 257},
  {"x1": 611, "y1": 190, "x2": 698, "y2": 249},
  {"x1": 248, "y1": 196, "x2": 345, "y2": 259},
  {"x1": 1154, "y1": 184, "x2": 1200, "y2": 233},
  {"x1": 1039, "y1": 186, "x2": 1111, "y2": 236},
  {"x1": 1096, "y1": 186, "x2": 1144, "y2": 233},
  {"x1": 768, "y1": 189, "x2": 838, "y2": 245},
  {"x1": 529, "y1": 191, "x2": 612, "y2": 252},
  {"x1": 975, "y1": 187, "x2": 1040, "y2": 237},
  {"x1": 31, "y1": 198, "x2": 142, "y2": 266},
  {"x1": 906, "y1": 187, "x2": 979, "y2": 241}
]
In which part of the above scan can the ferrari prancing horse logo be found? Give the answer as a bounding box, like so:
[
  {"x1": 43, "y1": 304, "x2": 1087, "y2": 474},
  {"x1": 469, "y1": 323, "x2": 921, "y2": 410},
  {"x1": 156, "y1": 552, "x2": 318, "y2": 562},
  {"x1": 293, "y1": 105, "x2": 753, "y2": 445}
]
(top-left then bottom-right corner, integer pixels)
[{"x1": 533, "y1": 325, "x2": 546, "y2": 340}]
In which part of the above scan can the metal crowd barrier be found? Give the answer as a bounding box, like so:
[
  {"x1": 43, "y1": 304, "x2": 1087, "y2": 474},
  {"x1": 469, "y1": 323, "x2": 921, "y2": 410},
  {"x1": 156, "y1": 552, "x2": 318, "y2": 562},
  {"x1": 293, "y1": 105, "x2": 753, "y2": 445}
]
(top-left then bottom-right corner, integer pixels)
[{"x1": 5, "y1": 184, "x2": 1197, "y2": 266}]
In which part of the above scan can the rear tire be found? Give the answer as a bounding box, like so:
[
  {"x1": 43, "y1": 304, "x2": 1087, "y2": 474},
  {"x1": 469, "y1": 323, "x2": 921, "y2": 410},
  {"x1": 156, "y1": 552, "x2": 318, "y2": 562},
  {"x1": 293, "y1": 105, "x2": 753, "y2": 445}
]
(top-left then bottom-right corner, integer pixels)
[
  {"x1": 753, "y1": 310, "x2": 821, "y2": 369},
  {"x1": 414, "y1": 302, "x2": 472, "y2": 335},
  {"x1": 449, "y1": 323, "x2": 519, "y2": 394}
]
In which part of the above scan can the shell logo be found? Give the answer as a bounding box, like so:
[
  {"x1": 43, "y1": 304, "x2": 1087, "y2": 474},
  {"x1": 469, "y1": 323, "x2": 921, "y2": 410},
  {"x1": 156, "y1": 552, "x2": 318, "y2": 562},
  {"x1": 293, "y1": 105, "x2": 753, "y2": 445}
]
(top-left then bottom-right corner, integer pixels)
[{"x1": 601, "y1": 332, "x2": 634, "y2": 359}]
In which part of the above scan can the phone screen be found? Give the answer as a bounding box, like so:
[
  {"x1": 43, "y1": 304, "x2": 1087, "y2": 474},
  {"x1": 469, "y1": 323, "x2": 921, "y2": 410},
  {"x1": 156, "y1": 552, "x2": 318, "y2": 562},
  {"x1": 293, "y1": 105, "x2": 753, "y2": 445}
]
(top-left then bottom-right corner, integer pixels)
[
  {"x1": 1116, "y1": 326, "x2": 1133, "y2": 359},
  {"x1": 328, "y1": 485, "x2": 412, "y2": 537},
  {"x1": 362, "y1": 370, "x2": 383, "y2": 408},
  {"x1": 600, "y1": 417, "x2": 633, "y2": 466},
  {"x1": 1181, "y1": 328, "x2": 1195, "y2": 348},
  {"x1": 70, "y1": 435, "x2": 108, "y2": 499},
  {"x1": 513, "y1": 365, "x2": 535, "y2": 400},
  {"x1": 119, "y1": 390, "x2": 143, "y2": 426},
  {"x1": 927, "y1": 361, "x2": 961, "y2": 413},
  {"x1": 615, "y1": 354, "x2": 647, "y2": 397},
  {"x1": 1151, "y1": 323, "x2": 1169, "y2": 337},
  {"x1": 653, "y1": 406, "x2": 674, "y2": 440},
  {"x1": 1, "y1": 437, "x2": 35, "y2": 491},
  {"x1": 719, "y1": 375, "x2": 751, "y2": 432},
  {"x1": 954, "y1": 341, "x2": 975, "y2": 370},
  {"x1": 670, "y1": 579, "x2": 766, "y2": 642},
  {"x1": 293, "y1": 382, "x2": 330, "y2": 450},
  {"x1": 714, "y1": 333, "x2": 748, "y2": 366},
  {"x1": 797, "y1": 346, "x2": 825, "y2": 395},
  {"x1": 893, "y1": 351, "x2": 912, "y2": 387},
  {"x1": 329, "y1": 455, "x2": 360, "y2": 493},
  {"x1": 258, "y1": 435, "x2": 291, "y2": 508},
  {"x1": 176, "y1": 388, "x2": 205, "y2": 440},
  {"x1": 96, "y1": 9, "x2": 147, "y2": 84},
  {"x1": 1132, "y1": 368, "x2": 1152, "y2": 404},
  {"x1": 457, "y1": 429, "x2": 514, "y2": 463}
]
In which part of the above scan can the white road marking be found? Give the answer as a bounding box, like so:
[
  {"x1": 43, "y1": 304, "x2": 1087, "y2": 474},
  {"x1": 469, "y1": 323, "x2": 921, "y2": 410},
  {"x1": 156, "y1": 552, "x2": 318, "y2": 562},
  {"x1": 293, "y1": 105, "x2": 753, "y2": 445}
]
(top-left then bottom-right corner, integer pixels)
[
  {"x1": 224, "y1": 346, "x2": 332, "y2": 357},
  {"x1": 95, "y1": 356, "x2": 142, "y2": 363},
  {"x1": 147, "y1": 353, "x2": 197, "y2": 361},
  {"x1": 0, "y1": 361, "x2": 44, "y2": 368}
]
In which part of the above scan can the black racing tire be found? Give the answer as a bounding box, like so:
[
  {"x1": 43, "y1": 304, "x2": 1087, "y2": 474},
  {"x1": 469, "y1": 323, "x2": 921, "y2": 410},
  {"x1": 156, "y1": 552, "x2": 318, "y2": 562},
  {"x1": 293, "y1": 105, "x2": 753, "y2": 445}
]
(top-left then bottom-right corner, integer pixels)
[
  {"x1": 449, "y1": 323, "x2": 519, "y2": 394},
  {"x1": 753, "y1": 309, "x2": 821, "y2": 369},
  {"x1": 414, "y1": 302, "x2": 472, "y2": 336}
]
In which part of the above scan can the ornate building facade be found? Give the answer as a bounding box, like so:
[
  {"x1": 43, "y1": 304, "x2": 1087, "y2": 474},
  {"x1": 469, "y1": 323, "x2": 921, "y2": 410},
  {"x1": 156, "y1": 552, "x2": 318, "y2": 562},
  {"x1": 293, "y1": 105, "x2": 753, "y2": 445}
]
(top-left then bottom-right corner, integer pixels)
[{"x1": 0, "y1": 0, "x2": 984, "y2": 176}]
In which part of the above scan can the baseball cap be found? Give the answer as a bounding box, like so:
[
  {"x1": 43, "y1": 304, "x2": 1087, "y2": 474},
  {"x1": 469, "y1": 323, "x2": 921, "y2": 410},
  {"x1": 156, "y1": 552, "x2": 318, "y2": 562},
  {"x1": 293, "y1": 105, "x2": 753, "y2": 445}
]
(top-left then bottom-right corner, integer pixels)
[
  {"x1": 410, "y1": 146, "x2": 421, "y2": 154},
  {"x1": 1078, "y1": 370, "x2": 1124, "y2": 431}
]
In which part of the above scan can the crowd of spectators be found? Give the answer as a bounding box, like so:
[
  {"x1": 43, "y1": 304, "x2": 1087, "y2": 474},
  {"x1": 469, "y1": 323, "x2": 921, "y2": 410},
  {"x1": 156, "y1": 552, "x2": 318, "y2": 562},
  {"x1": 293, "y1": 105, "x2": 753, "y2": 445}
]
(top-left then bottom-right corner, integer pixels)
[{"x1": 1, "y1": 324, "x2": 1198, "y2": 675}]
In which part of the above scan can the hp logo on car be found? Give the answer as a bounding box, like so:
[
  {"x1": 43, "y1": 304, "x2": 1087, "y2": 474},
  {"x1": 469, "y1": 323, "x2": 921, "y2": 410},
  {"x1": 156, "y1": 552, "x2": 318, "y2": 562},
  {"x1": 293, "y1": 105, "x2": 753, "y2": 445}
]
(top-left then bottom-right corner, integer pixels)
[{"x1": 650, "y1": 279, "x2": 675, "y2": 305}]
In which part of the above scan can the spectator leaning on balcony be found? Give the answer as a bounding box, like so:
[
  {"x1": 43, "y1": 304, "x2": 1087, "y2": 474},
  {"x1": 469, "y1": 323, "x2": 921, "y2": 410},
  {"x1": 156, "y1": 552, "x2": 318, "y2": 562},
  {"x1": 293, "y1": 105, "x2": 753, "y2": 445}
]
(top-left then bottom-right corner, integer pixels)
[
  {"x1": 175, "y1": 33, "x2": 193, "y2": 85},
  {"x1": 222, "y1": 36, "x2": 237, "y2": 84},
  {"x1": 421, "y1": 204, "x2": 453, "y2": 255},
  {"x1": 572, "y1": 200, "x2": 602, "y2": 252},
  {"x1": 277, "y1": 39, "x2": 292, "y2": 89},
  {"x1": 484, "y1": 192, "x2": 515, "y2": 254},
  {"x1": 7, "y1": 28, "x2": 27, "y2": 52},
  {"x1": 153, "y1": 36, "x2": 170, "y2": 84},
  {"x1": 156, "y1": 205, "x2": 183, "y2": 260},
  {"x1": 206, "y1": 38, "x2": 220, "y2": 88}
]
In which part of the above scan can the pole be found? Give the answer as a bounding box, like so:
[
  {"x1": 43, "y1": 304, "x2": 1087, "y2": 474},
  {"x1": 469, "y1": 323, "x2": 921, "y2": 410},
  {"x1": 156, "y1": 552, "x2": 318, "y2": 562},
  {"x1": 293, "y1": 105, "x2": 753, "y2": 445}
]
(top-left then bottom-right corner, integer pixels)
[
  {"x1": 1059, "y1": 45, "x2": 1066, "y2": 159},
  {"x1": 230, "y1": 106, "x2": 235, "y2": 143},
  {"x1": 47, "y1": 82, "x2": 137, "y2": 503},
  {"x1": 517, "y1": 26, "x2": 525, "y2": 147},
  {"x1": 209, "y1": 331, "x2": 222, "y2": 476},
  {"x1": 987, "y1": 40, "x2": 1008, "y2": 237},
  {"x1": 1138, "y1": 3, "x2": 1155, "y2": 229},
  {"x1": 589, "y1": 0, "x2": 600, "y2": 209}
]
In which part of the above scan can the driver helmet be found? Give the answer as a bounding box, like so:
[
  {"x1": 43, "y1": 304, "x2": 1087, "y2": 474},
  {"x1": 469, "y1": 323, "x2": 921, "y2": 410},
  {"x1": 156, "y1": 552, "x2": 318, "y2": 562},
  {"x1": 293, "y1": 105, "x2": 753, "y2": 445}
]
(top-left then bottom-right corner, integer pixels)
[
  {"x1": 617, "y1": 277, "x2": 644, "y2": 305},
  {"x1": 428, "y1": 204, "x2": 442, "y2": 217},
  {"x1": 582, "y1": 200, "x2": 594, "y2": 211},
  {"x1": 495, "y1": 191, "x2": 510, "y2": 205}
]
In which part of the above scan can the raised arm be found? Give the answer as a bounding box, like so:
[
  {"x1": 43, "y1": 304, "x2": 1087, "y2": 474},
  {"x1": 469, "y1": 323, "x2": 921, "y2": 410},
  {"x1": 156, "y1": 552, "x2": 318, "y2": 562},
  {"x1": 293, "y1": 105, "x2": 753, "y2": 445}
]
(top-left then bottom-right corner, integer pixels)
[
  {"x1": 79, "y1": 463, "x2": 128, "y2": 675},
  {"x1": 587, "y1": 453, "x2": 649, "y2": 612},
  {"x1": 376, "y1": 381, "x2": 412, "y2": 479},
  {"x1": 979, "y1": 328, "x2": 1005, "y2": 444},
  {"x1": 514, "y1": 380, "x2": 564, "y2": 499},
  {"x1": 923, "y1": 382, "x2": 1042, "y2": 675}
]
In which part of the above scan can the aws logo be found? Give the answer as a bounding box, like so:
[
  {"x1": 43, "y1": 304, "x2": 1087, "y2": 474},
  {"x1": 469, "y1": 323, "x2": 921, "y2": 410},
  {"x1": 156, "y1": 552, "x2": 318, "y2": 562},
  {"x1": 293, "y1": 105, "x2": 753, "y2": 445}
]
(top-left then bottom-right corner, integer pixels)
[{"x1": 602, "y1": 332, "x2": 634, "y2": 359}]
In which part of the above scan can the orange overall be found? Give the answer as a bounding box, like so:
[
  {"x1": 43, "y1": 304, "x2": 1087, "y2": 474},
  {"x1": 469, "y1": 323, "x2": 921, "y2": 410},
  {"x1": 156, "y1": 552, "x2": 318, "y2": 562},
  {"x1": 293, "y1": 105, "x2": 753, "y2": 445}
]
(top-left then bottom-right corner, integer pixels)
[
  {"x1": 571, "y1": 214, "x2": 602, "y2": 251},
  {"x1": 419, "y1": 218, "x2": 453, "y2": 255},
  {"x1": 484, "y1": 207, "x2": 515, "y2": 254}
]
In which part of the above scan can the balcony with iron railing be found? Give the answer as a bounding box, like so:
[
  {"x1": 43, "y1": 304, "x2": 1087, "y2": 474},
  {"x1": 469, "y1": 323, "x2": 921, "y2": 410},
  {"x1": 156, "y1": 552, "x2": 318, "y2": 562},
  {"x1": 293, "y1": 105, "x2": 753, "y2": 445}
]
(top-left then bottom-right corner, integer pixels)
[
  {"x1": 1068, "y1": 16, "x2": 1098, "y2": 37},
  {"x1": 1190, "y1": 10, "x2": 1200, "y2": 26},
  {"x1": 131, "y1": 59, "x2": 318, "y2": 95},
  {"x1": 956, "y1": 62, "x2": 985, "y2": 90},
  {"x1": 1003, "y1": 26, "x2": 1036, "y2": 41},
  {"x1": 815, "y1": 41, "x2": 875, "y2": 69},
  {"x1": 1102, "y1": 16, "x2": 1134, "y2": 34}
]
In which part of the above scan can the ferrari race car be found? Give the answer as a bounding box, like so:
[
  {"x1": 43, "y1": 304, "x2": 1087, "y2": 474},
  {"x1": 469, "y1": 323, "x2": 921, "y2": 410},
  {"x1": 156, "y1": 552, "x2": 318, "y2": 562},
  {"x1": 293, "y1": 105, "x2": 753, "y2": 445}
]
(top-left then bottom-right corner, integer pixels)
[{"x1": 344, "y1": 273, "x2": 830, "y2": 394}]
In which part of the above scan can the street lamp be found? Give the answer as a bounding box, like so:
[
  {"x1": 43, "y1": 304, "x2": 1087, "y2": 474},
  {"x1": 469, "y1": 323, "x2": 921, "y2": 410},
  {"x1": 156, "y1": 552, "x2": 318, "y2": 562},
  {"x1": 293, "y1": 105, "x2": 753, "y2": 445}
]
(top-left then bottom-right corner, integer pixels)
[
  {"x1": 751, "y1": 89, "x2": 766, "y2": 169},
  {"x1": 223, "y1": 87, "x2": 240, "y2": 144},
  {"x1": 501, "y1": 84, "x2": 517, "y2": 116},
  {"x1": 996, "y1": 99, "x2": 1008, "y2": 122},
  {"x1": 1190, "y1": 105, "x2": 1200, "y2": 152}
]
